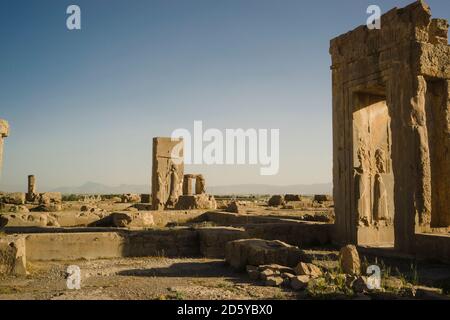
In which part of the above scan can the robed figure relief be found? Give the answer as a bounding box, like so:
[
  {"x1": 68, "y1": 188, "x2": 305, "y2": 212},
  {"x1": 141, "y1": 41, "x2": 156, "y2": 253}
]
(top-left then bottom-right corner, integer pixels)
[
  {"x1": 354, "y1": 145, "x2": 372, "y2": 226},
  {"x1": 373, "y1": 149, "x2": 389, "y2": 221}
]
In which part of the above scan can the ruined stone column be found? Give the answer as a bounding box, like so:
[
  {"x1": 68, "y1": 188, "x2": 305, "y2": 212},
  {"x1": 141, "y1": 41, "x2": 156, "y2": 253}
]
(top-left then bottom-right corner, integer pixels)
[
  {"x1": 183, "y1": 174, "x2": 194, "y2": 196},
  {"x1": 195, "y1": 175, "x2": 206, "y2": 195},
  {"x1": 0, "y1": 120, "x2": 9, "y2": 180},
  {"x1": 27, "y1": 175, "x2": 36, "y2": 202}
]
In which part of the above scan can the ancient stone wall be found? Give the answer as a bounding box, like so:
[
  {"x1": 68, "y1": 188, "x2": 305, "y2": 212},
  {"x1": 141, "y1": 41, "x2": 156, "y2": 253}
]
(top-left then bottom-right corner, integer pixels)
[{"x1": 330, "y1": 1, "x2": 449, "y2": 252}]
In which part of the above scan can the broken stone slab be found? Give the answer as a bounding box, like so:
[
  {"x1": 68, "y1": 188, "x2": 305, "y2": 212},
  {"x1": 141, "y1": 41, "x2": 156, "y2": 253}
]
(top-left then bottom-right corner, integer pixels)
[
  {"x1": 80, "y1": 205, "x2": 106, "y2": 215},
  {"x1": 0, "y1": 212, "x2": 60, "y2": 228},
  {"x1": 121, "y1": 193, "x2": 141, "y2": 203},
  {"x1": 197, "y1": 227, "x2": 249, "y2": 258},
  {"x1": 258, "y1": 264, "x2": 295, "y2": 274},
  {"x1": 294, "y1": 262, "x2": 323, "y2": 278},
  {"x1": 110, "y1": 211, "x2": 155, "y2": 228},
  {"x1": 282, "y1": 273, "x2": 296, "y2": 286},
  {"x1": 175, "y1": 194, "x2": 217, "y2": 210},
  {"x1": 0, "y1": 235, "x2": 27, "y2": 276},
  {"x1": 339, "y1": 245, "x2": 361, "y2": 275},
  {"x1": 291, "y1": 275, "x2": 311, "y2": 290},
  {"x1": 225, "y1": 238, "x2": 309, "y2": 270},
  {"x1": 265, "y1": 276, "x2": 284, "y2": 287},
  {"x1": 55, "y1": 211, "x2": 106, "y2": 227},
  {"x1": 267, "y1": 195, "x2": 285, "y2": 207},
  {"x1": 259, "y1": 269, "x2": 275, "y2": 280}
]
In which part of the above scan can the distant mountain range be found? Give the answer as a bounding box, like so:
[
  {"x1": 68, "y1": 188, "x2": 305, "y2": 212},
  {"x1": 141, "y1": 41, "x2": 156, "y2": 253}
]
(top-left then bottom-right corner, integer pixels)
[
  {"x1": 52, "y1": 181, "x2": 332, "y2": 195},
  {"x1": 52, "y1": 182, "x2": 150, "y2": 195},
  {"x1": 1, "y1": 181, "x2": 332, "y2": 196}
]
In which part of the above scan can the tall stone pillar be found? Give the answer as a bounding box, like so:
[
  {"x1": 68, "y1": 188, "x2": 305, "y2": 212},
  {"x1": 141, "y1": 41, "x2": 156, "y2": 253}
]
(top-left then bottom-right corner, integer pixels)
[
  {"x1": 183, "y1": 174, "x2": 194, "y2": 196},
  {"x1": 0, "y1": 119, "x2": 9, "y2": 180},
  {"x1": 27, "y1": 175, "x2": 36, "y2": 202},
  {"x1": 195, "y1": 175, "x2": 206, "y2": 195}
]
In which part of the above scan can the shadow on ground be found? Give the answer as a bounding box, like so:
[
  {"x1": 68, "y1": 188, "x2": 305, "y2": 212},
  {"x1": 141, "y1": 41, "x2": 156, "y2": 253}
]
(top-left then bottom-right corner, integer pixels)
[{"x1": 117, "y1": 260, "x2": 242, "y2": 279}]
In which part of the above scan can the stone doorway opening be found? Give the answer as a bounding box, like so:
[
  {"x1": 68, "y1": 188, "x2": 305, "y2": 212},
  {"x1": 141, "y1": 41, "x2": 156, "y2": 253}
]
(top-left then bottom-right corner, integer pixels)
[{"x1": 352, "y1": 90, "x2": 395, "y2": 247}]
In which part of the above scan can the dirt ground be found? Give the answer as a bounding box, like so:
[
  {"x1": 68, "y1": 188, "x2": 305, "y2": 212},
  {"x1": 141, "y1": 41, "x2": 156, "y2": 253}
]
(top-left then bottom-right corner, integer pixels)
[{"x1": 0, "y1": 257, "x2": 299, "y2": 300}]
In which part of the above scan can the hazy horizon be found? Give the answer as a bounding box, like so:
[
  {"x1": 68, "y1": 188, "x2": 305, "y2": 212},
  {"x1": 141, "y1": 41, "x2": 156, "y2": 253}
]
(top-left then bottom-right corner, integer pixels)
[{"x1": 1, "y1": 0, "x2": 449, "y2": 190}]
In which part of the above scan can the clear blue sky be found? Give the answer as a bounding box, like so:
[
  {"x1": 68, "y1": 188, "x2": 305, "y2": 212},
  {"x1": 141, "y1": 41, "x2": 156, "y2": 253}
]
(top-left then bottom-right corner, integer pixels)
[{"x1": 1, "y1": 0, "x2": 449, "y2": 191}]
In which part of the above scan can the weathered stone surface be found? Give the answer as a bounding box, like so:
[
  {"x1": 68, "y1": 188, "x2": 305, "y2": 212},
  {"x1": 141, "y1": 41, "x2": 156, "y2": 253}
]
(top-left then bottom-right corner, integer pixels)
[
  {"x1": 195, "y1": 175, "x2": 206, "y2": 195},
  {"x1": 110, "y1": 211, "x2": 155, "y2": 228},
  {"x1": 175, "y1": 194, "x2": 217, "y2": 210},
  {"x1": 225, "y1": 239, "x2": 307, "y2": 270},
  {"x1": 7, "y1": 205, "x2": 30, "y2": 213},
  {"x1": 267, "y1": 195, "x2": 285, "y2": 207},
  {"x1": 80, "y1": 205, "x2": 105, "y2": 214},
  {"x1": 265, "y1": 276, "x2": 284, "y2": 287},
  {"x1": 331, "y1": 1, "x2": 450, "y2": 252},
  {"x1": 197, "y1": 227, "x2": 248, "y2": 258},
  {"x1": 0, "y1": 235, "x2": 27, "y2": 276},
  {"x1": 121, "y1": 193, "x2": 141, "y2": 203},
  {"x1": 25, "y1": 228, "x2": 200, "y2": 261},
  {"x1": 259, "y1": 269, "x2": 274, "y2": 280},
  {"x1": 151, "y1": 137, "x2": 184, "y2": 210},
  {"x1": 225, "y1": 201, "x2": 244, "y2": 214},
  {"x1": 1, "y1": 193, "x2": 26, "y2": 205},
  {"x1": 258, "y1": 264, "x2": 295, "y2": 274},
  {"x1": 339, "y1": 245, "x2": 361, "y2": 275},
  {"x1": 294, "y1": 262, "x2": 322, "y2": 278},
  {"x1": 0, "y1": 212, "x2": 51, "y2": 227},
  {"x1": 37, "y1": 192, "x2": 62, "y2": 205},
  {"x1": 291, "y1": 275, "x2": 311, "y2": 290}
]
